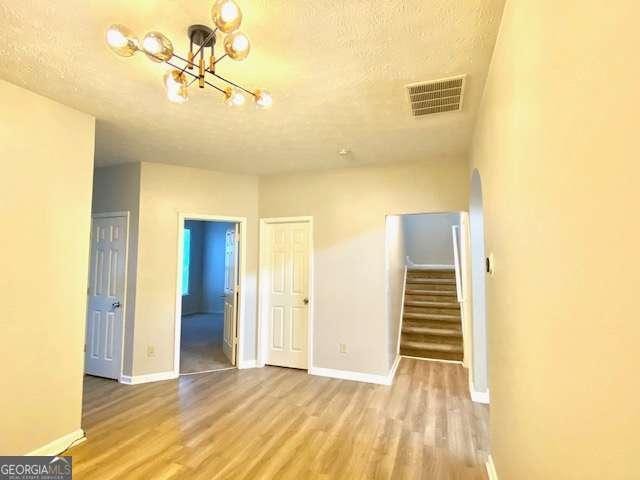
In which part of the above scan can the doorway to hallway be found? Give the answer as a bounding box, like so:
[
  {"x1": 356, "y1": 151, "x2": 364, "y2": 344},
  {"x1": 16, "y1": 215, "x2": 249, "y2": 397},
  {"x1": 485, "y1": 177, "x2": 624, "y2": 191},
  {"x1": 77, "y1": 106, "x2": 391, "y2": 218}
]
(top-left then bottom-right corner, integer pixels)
[{"x1": 174, "y1": 215, "x2": 246, "y2": 375}]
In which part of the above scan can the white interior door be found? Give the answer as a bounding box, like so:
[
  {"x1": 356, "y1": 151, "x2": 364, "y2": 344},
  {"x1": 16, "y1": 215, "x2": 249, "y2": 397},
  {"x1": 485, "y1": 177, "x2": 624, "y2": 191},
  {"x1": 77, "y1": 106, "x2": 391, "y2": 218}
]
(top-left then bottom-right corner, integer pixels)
[
  {"x1": 222, "y1": 224, "x2": 238, "y2": 365},
  {"x1": 265, "y1": 221, "x2": 310, "y2": 369},
  {"x1": 85, "y1": 215, "x2": 127, "y2": 379}
]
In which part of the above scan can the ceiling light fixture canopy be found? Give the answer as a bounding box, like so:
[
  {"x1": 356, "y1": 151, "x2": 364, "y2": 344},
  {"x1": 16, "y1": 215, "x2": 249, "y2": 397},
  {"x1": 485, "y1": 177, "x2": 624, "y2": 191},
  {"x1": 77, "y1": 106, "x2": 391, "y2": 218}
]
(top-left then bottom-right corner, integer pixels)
[{"x1": 105, "y1": 1, "x2": 271, "y2": 108}]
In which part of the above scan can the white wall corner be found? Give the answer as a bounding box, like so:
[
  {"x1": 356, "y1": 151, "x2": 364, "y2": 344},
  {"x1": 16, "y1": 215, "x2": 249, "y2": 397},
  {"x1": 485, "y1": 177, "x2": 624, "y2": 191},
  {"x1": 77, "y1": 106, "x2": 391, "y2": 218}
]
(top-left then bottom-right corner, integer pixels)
[
  {"x1": 386, "y1": 355, "x2": 401, "y2": 385},
  {"x1": 120, "y1": 371, "x2": 178, "y2": 385},
  {"x1": 26, "y1": 429, "x2": 86, "y2": 456},
  {"x1": 486, "y1": 454, "x2": 499, "y2": 480}
]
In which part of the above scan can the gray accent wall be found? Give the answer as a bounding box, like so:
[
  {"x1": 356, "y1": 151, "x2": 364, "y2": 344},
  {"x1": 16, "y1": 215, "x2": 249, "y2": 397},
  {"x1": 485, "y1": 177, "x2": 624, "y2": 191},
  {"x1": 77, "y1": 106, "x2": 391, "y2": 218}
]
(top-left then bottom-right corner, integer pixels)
[
  {"x1": 403, "y1": 212, "x2": 460, "y2": 265},
  {"x1": 92, "y1": 162, "x2": 141, "y2": 377}
]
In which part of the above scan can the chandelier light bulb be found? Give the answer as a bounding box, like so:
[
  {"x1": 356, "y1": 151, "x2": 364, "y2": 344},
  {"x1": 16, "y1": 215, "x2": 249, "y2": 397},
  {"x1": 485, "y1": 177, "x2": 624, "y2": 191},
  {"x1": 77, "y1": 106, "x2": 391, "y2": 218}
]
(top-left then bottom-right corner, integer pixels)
[
  {"x1": 254, "y1": 89, "x2": 273, "y2": 109},
  {"x1": 163, "y1": 69, "x2": 188, "y2": 104},
  {"x1": 224, "y1": 31, "x2": 250, "y2": 61},
  {"x1": 106, "y1": 25, "x2": 138, "y2": 57},
  {"x1": 221, "y1": 2, "x2": 239, "y2": 23},
  {"x1": 224, "y1": 87, "x2": 246, "y2": 107},
  {"x1": 212, "y1": 0, "x2": 242, "y2": 33},
  {"x1": 142, "y1": 32, "x2": 174, "y2": 62},
  {"x1": 164, "y1": 69, "x2": 187, "y2": 91},
  {"x1": 167, "y1": 85, "x2": 189, "y2": 104}
]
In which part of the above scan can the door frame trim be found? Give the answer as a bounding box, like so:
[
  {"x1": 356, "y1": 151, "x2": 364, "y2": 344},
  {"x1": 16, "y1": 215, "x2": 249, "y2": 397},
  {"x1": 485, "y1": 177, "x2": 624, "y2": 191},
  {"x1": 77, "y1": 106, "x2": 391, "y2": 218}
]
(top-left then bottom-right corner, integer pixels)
[
  {"x1": 87, "y1": 211, "x2": 130, "y2": 380},
  {"x1": 173, "y1": 213, "x2": 248, "y2": 376},
  {"x1": 257, "y1": 216, "x2": 314, "y2": 370}
]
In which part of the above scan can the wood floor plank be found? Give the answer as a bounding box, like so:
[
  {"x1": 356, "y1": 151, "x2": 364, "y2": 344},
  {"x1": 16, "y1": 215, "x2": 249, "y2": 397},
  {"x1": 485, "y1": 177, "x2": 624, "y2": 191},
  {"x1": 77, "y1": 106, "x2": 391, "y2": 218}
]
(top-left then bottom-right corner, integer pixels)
[{"x1": 66, "y1": 358, "x2": 489, "y2": 479}]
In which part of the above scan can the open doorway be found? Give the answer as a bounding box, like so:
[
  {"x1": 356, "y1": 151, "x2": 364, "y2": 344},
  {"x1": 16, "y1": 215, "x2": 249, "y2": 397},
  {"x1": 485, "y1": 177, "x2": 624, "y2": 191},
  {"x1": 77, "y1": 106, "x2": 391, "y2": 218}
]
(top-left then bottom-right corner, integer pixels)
[
  {"x1": 386, "y1": 212, "x2": 467, "y2": 365},
  {"x1": 174, "y1": 215, "x2": 246, "y2": 376}
]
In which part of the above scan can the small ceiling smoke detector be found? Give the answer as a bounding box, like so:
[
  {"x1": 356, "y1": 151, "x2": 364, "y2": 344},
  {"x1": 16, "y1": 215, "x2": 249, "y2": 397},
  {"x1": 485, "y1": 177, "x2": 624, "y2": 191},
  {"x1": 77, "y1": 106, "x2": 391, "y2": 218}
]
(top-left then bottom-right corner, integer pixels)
[{"x1": 406, "y1": 74, "x2": 466, "y2": 118}]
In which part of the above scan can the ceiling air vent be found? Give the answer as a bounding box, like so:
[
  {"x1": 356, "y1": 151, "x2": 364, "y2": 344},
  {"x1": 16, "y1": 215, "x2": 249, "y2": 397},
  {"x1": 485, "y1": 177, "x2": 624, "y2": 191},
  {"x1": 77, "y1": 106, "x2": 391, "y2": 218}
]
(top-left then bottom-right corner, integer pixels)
[{"x1": 406, "y1": 75, "x2": 466, "y2": 117}]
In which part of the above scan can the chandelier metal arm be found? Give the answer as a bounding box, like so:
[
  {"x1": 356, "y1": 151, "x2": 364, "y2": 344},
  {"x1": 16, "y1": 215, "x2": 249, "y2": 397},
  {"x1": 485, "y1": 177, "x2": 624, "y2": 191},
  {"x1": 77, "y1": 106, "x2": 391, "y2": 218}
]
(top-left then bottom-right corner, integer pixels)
[
  {"x1": 172, "y1": 53, "x2": 198, "y2": 68},
  {"x1": 209, "y1": 72, "x2": 256, "y2": 97},
  {"x1": 213, "y1": 53, "x2": 228, "y2": 65},
  {"x1": 166, "y1": 60, "x2": 227, "y2": 95}
]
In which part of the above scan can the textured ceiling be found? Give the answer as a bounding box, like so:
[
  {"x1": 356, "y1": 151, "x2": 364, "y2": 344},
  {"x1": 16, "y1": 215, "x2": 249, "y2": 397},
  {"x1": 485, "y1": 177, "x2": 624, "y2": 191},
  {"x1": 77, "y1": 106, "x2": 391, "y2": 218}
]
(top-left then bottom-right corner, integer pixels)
[{"x1": 0, "y1": 0, "x2": 505, "y2": 174}]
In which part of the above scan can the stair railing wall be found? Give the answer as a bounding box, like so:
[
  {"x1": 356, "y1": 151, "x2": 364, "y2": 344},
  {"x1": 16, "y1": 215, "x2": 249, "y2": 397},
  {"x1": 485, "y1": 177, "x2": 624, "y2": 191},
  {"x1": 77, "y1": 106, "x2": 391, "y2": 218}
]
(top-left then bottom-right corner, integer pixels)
[{"x1": 452, "y1": 225, "x2": 463, "y2": 302}]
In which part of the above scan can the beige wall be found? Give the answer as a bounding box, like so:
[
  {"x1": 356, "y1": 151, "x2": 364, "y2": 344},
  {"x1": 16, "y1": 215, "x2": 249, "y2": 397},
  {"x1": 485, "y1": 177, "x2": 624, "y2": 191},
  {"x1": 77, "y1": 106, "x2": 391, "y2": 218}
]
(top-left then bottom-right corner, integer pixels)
[
  {"x1": 134, "y1": 162, "x2": 259, "y2": 375},
  {"x1": 259, "y1": 158, "x2": 469, "y2": 375},
  {"x1": 92, "y1": 163, "x2": 141, "y2": 376},
  {"x1": 471, "y1": 1, "x2": 640, "y2": 478},
  {"x1": 0, "y1": 80, "x2": 95, "y2": 454}
]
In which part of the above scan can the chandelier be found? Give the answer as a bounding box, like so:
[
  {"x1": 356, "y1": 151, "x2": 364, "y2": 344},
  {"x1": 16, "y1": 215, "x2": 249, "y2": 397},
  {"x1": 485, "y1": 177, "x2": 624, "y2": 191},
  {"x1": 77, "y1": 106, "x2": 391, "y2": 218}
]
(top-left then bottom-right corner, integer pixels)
[{"x1": 105, "y1": 0, "x2": 272, "y2": 108}]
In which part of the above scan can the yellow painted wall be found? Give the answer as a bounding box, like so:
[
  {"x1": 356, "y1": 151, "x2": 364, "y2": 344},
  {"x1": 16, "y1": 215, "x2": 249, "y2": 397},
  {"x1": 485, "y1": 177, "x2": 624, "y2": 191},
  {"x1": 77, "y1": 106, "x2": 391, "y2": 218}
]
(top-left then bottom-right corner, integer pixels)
[
  {"x1": 259, "y1": 158, "x2": 469, "y2": 374},
  {"x1": 0, "y1": 80, "x2": 95, "y2": 454},
  {"x1": 471, "y1": 1, "x2": 640, "y2": 477}
]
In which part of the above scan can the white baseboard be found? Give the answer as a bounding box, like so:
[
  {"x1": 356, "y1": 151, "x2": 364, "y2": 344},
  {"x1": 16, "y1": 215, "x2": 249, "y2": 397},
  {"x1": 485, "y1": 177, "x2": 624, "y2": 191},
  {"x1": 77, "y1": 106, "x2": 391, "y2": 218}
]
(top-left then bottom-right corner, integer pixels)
[
  {"x1": 120, "y1": 371, "x2": 178, "y2": 385},
  {"x1": 401, "y1": 354, "x2": 463, "y2": 365},
  {"x1": 486, "y1": 454, "x2": 498, "y2": 480},
  {"x1": 309, "y1": 356, "x2": 400, "y2": 386},
  {"x1": 26, "y1": 428, "x2": 86, "y2": 456},
  {"x1": 406, "y1": 259, "x2": 455, "y2": 270},
  {"x1": 469, "y1": 383, "x2": 490, "y2": 404},
  {"x1": 237, "y1": 359, "x2": 259, "y2": 369}
]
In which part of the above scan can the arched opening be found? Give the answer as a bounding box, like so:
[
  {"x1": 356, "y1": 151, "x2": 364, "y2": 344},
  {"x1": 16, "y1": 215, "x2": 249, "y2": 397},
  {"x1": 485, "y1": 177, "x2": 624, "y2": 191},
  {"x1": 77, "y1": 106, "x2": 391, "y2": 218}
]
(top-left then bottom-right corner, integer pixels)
[{"x1": 469, "y1": 169, "x2": 489, "y2": 398}]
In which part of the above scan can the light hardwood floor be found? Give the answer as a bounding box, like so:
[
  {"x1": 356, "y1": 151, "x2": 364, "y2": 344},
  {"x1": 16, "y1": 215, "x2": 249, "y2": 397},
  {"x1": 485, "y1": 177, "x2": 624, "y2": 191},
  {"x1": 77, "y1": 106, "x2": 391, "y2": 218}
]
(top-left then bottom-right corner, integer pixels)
[{"x1": 67, "y1": 358, "x2": 489, "y2": 479}]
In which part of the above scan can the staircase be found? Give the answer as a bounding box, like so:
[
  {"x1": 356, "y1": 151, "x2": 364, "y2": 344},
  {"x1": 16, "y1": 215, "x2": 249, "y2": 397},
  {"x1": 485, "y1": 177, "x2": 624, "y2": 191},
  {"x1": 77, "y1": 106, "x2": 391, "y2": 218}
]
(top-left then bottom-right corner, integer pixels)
[{"x1": 400, "y1": 268, "x2": 463, "y2": 362}]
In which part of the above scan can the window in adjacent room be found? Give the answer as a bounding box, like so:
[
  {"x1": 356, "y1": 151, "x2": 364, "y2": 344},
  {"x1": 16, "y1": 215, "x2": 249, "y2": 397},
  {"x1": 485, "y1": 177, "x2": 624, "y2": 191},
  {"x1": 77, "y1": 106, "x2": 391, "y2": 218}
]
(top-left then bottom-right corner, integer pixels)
[{"x1": 182, "y1": 228, "x2": 191, "y2": 295}]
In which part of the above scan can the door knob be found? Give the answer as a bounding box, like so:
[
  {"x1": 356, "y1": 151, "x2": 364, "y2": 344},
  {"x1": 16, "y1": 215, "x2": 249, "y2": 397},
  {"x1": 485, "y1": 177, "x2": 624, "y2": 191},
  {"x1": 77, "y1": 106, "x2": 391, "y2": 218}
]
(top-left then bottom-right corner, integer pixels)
[
  {"x1": 112, "y1": 301, "x2": 121, "y2": 309},
  {"x1": 303, "y1": 298, "x2": 309, "y2": 305}
]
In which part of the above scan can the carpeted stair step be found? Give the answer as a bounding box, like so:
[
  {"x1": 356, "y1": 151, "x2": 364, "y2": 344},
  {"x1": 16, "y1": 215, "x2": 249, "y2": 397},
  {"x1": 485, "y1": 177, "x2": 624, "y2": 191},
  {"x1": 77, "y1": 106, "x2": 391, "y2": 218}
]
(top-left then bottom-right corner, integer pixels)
[
  {"x1": 407, "y1": 269, "x2": 455, "y2": 279},
  {"x1": 404, "y1": 300, "x2": 459, "y2": 309},
  {"x1": 404, "y1": 289, "x2": 458, "y2": 299},
  {"x1": 402, "y1": 324, "x2": 462, "y2": 337},
  {"x1": 400, "y1": 340, "x2": 463, "y2": 361},
  {"x1": 403, "y1": 312, "x2": 461, "y2": 322},
  {"x1": 406, "y1": 277, "x2": 456, "y2": 285}
]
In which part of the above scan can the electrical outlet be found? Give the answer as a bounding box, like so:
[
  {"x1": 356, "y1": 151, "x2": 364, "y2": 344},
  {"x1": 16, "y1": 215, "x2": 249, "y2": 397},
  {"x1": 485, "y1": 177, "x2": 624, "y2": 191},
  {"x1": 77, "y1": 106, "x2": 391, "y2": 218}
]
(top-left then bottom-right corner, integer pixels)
[
  {"x1": 339, "y1": 343, "x2": 347, "y2": 354},
  {"x1": 147, "y1": 345, "x2": 155, "y2": 358}
]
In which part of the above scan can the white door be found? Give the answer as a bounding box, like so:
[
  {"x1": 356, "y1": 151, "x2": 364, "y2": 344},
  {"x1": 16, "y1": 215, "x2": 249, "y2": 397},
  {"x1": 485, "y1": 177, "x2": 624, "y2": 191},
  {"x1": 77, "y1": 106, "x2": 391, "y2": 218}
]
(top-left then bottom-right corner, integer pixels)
[
  {"x1": 85, "y1": 215, "x2": 127, "y2": 379},
  {"x1": 222, "y1": 225, "x2": 238, "y2": 365},
  {"x1": 265, "y1": 221, "x2": 310, "y2": 369}
]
